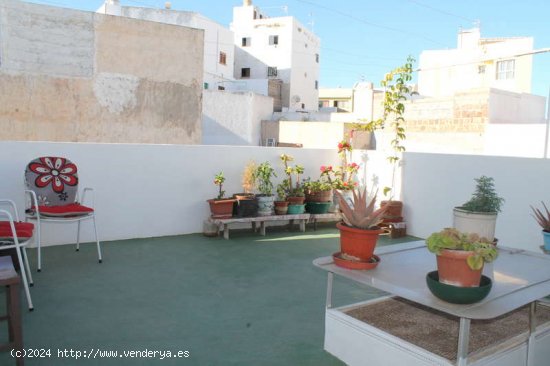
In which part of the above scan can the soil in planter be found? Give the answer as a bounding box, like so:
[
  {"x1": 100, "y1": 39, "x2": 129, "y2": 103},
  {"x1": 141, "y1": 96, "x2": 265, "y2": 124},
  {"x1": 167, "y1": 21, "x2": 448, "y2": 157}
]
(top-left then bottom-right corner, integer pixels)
[{"x1": 346, "y1": 297, "x2": 550, "y2": 362}]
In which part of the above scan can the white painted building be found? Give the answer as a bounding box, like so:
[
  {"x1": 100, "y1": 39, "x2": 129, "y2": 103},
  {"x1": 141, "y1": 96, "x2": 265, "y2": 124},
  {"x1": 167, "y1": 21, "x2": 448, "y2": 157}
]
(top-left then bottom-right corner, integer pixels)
[
  {"x1": 97, "y1": 1, "x2": 235, "y2": 90},
  {"x1": 418, "y1": 27, "x2": 534, "y2": 97},
  {"x1": 231, "y1": 0, "x2": 320, "y2": 111}
]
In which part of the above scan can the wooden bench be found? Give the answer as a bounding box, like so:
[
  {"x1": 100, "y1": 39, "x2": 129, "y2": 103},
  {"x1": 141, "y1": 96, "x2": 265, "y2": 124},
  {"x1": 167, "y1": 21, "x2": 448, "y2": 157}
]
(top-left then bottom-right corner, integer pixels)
[
  {"x1": 210, "y1": 214, "x2": 311, "y2": 239},
  {"x1": 0, "y1": 256, "x2": 23, "y2": 365}
]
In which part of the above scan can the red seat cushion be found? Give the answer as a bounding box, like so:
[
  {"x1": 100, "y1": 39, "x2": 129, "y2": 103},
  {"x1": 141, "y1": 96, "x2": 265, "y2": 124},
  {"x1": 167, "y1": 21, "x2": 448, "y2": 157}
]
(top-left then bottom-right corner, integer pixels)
[
  {"x1": 35, "y1": 203, "x2": 94, "y2": 217},
  {"x1": 0, "y1": 221, "x2": 35, "y2": 241}
]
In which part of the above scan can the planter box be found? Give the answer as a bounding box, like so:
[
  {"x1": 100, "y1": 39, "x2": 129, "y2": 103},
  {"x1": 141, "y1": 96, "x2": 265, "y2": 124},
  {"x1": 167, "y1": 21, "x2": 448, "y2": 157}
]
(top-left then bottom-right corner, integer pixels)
[{"x1": 325, "y1": 297, "x2": 550, "y2": 366}]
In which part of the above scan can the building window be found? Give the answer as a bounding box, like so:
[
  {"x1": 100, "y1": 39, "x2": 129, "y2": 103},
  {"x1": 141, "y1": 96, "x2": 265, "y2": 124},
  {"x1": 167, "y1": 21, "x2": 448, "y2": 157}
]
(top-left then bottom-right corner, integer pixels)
[
  {"x1": 218, "y1": 86, "x2": 225, "y2": 91},
  {"x1": 301, "y1": 103, "x2": 305, "y2": 109},
  {"x1": 315, "y1": 80, "x2": 318, "y2": 90},
  {"x1": 219, "y1": 52, "x2": 227, "y2": 65},
  {"x1": 203, "y1": 82, "x2": 209, "y2": 90},
  {"x1": 496, "y1": 59, "x2": 515, "y2": 80},
  {"x1": 315, "y1": 53, "x2": 319, "y2": 63},
  {"x1": 241, "y1": 68, "x2": 251, "y2": 78},
  {"x1": 267, "y1": 66, "x2": 278, "y2": 77},
  {"x1": 242, "y1": 37, "x2": 251, "y2": 47},
  {"x1": 269, "y1": 35, "x2": 279, "y2": 45},
  {"x1": 478, "y1": 65, "x2": 486, "y2": 74}
]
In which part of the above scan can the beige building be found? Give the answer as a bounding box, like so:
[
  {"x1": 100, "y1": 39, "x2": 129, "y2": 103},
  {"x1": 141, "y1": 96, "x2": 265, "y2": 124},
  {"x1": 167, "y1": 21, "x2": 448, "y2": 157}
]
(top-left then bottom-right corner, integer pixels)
[
  {"x1": 0, "y1": 0, "x2": 204, "y2": 144},
  {"x1": 418, "y1": 28, "x2": 534, "y2": 97}
]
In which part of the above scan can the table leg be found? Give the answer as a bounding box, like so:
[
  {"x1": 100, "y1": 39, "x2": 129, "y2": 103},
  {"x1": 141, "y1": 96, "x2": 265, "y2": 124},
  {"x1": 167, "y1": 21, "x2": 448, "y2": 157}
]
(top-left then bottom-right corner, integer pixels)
[
  {"x1": 527, "y1": 301, "x2": 537, "y2": 366},
  {"x1": 252, "y1": 221, "x2": 257, "y2": 232},
  {"x1": 457, "y1": 317, "x2": 470, "y2": 366},
  {"x1": 326, "y1": 272, "x2": 333, "y2": 309},
  {"x1": 300, "y1": 219, "x2": 305, "y2": 232},
  {"x1": 260, "y1": 221, "x2": 266, "y2": 236},
  {"x1": 313, "y1": 218, "x2": 318, "y2": 231},
  {"x1": 223, "y1": 224, "x2": 229, "y2": 240}
]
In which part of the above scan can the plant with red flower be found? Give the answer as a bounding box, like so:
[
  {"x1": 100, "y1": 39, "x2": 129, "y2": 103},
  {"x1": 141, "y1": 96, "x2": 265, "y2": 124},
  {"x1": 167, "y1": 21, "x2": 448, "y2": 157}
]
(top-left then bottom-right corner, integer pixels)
[{"x1": 29, "y1": 157, "x2": 78, "y2": 193}]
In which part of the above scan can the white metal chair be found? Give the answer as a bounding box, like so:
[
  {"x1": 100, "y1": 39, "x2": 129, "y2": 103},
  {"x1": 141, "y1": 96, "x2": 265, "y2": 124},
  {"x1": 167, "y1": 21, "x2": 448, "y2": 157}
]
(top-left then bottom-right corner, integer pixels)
[
  {"x1": 25, "y1": 157, "x2": 102, "y2": 272},
  {"x1": 0, "y1": 200, "x2": 34, "y2": 311}
]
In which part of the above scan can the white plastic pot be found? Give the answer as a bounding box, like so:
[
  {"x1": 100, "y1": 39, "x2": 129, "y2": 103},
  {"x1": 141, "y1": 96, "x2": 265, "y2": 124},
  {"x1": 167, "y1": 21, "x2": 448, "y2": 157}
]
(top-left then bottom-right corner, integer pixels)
[{"x1": 453, "y1": 207, "x2": 497, "y2": 242}]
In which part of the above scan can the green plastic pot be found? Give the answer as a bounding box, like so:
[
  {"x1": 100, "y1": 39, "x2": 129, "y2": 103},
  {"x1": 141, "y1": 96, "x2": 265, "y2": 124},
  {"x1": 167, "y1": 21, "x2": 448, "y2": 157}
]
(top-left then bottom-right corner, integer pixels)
[
  {"x1": 426, "y1": 271, "x2": 492, "y2": 304},
  {"x1": 287, "y1": 204, "x2": 305, "y2": 214},
  {"x1": 305, "y1": 202, "x2": 331, "y2": 214}
]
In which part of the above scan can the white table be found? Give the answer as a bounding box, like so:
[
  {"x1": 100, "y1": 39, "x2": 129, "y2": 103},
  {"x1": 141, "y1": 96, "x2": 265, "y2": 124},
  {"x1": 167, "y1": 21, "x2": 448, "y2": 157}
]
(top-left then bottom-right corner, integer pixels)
[{"x1": 313, "y1": 241, "x2": 550, "y2": 365}]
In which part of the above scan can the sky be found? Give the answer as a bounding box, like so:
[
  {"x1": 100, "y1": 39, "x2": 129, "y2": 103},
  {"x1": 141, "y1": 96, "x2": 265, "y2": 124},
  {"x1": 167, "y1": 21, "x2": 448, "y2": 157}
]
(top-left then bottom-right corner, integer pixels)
[{"x1": 27, "y1": 0, "x2": 550, "y2": 98}]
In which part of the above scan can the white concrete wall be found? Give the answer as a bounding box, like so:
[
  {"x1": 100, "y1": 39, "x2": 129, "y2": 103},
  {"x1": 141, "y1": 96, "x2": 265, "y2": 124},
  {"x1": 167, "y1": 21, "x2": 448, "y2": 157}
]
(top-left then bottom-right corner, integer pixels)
[
  {"x1": 0, "y1": 141, "x2": 348, "y2": 246},
  {"x1": 202, "y1": 90, "x2": 273, "y2": 145},
  {"x1": 418, "y1": 28, "x2": 533, "y2": 97},
  {"x1": 402, "y1": 152, "x2": 550, "y2": 252},
  {"x1": 0, "y1": 142, "x2": 399, "y2": 246},
  {"x1": 488, "y1": 89, "x2": 546, "y2": 124}
]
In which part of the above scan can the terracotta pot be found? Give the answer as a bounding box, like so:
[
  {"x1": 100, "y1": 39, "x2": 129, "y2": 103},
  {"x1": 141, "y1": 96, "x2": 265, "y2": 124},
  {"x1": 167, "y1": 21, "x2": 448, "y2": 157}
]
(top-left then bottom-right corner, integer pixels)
[
  {"x1": 381, "y1": 200, "x2": 403, "y2": 221},
  {"x1": 305, "y1": 190, "x2": 333, "y2": 203},
  {"x1": 436, "y1": 249, "x2": 482, "y2": 287},
  {"x1": 287, "y1": 196, "x2": 305, "y2": 205},
  {"x1": 274, "y1": 201, "x2": 289, "y2": 215},
  {"x1": 336, "y1": 222, "x2": 383, "y2": 261},
  {"x1": 207, "y1": 199, "x2": 235, "y2": 219}
]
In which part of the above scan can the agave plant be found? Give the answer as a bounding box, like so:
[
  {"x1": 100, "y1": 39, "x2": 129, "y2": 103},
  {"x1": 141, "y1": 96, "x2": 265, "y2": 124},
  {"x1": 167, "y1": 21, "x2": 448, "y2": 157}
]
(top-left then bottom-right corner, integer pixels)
[
  {"x1": 335, "y1": 188, "x2": 387, "y2": 230},
  {"x1": 531, "y1": 202, "x2": 550, "y2": 232}
]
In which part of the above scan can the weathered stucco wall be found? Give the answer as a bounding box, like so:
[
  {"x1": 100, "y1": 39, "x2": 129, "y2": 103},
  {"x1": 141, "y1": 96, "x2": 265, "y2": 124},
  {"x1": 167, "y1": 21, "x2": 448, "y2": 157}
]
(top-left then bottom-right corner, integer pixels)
[{"x1": 0, "y1": 0, "x2": 203, "y2": 144}]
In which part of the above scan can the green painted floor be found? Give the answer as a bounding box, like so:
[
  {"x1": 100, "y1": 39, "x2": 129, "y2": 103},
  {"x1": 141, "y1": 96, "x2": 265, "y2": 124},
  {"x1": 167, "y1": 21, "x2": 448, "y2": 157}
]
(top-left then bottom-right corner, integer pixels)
[{"x1": 0, "y1": 226, "x2": 420, "y2": 365}]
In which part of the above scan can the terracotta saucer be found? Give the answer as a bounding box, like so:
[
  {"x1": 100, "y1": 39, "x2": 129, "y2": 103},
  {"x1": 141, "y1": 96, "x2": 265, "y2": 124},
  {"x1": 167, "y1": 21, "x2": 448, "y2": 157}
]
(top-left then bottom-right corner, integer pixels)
[{"x1": 332, "y1": 252, "x2": 380, "y2": 270}]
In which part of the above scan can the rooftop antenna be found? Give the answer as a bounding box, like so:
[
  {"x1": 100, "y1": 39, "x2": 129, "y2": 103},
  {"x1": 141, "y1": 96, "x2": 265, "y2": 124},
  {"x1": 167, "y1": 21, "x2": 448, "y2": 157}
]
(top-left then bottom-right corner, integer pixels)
[{"x1": 308, "y1": 12, "x2": 315, "y2": 32}]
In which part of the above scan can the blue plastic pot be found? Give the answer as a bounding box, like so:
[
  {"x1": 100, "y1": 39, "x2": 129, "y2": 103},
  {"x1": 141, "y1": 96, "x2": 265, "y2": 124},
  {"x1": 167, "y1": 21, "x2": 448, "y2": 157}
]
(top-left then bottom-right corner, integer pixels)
[
  {"x1": 287, "y1": 204, "x2": 305, "y2": 215},
  {"x1": 543, "y1": 230, "x2": 550, "y2": 251}
]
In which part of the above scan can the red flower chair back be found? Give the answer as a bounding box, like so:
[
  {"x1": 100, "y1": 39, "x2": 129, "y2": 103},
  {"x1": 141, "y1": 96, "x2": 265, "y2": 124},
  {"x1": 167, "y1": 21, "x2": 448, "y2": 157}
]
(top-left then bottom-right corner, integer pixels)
[{"x1": 25, "y1": 157, "x2": 79, "y2": 207}]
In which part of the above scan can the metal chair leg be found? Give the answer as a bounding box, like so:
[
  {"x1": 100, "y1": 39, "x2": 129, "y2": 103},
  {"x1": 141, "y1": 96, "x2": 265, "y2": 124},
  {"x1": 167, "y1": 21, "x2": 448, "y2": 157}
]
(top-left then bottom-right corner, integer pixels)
[
  {"x1": 93, "y1": 215, "x2": 102, "y2": 263},
  {"x1": 36, "y1": 216, "x2": 42, "y2": 272},
  {"x1": 22, "y1": 247, "x2": 33, "y2": 286},
  {"x1": 76, "y1": 220, "x2": 81, "y2": 252},
  {"x1": 15, "y1": 246, "x2": 33, "y2": 311}
]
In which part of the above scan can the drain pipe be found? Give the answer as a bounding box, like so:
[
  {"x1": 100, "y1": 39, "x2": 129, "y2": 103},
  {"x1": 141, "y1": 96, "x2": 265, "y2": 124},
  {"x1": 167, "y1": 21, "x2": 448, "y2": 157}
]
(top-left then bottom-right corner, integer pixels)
[{"x1": 545, "y1": 87, "x2": 550, "y2": 158}]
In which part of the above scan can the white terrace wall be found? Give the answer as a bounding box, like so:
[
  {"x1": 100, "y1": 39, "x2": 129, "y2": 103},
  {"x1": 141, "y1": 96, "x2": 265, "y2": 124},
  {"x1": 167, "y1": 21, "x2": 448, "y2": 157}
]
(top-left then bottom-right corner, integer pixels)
[
  {"x1": 0, "y1": 142, "x2": 395, "y2": 246},
  {"x1": 402, "y1": 152, "x2": 550, "y2": 252}
]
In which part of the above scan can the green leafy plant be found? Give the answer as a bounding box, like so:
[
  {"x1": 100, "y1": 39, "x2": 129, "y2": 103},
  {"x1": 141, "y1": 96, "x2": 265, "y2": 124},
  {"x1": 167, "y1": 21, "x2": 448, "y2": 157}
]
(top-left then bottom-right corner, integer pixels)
[
  {"x1": 280, "y1": 154, "x2": 305, "y2": 197},
  {"x1": 303, "y1": 178, "x2": 333, "y2": 194},
  {"x1": 335, "y1": 187, "x2": 387, "y2": 230},
  {"x1": 459, "y1": 176, "x2": 504, "y2": 213},
  {"x1": 426, "y1": 228, "x2": 498, "y2": 270},
  {"x1": 353, "y1": 56, "x2": 416, "y2": 196},
  {"x1": 254, "y1": 162, "x2": 276, "y2": 196},
  {"x1": 276, "y1": 182, "x2": 287, "y2": 201},
  {"x1": 531, "y1": 202, "x2": 550, "y2": 232},
  {"x1": 213, "y1": 172, "x2": 226, "y2": 200}
]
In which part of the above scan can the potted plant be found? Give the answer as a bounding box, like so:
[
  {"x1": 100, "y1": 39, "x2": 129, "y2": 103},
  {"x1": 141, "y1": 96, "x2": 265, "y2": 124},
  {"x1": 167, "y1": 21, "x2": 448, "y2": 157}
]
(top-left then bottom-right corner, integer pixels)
[
  {"x1": 453, "y1": 176, "x2": 504, "y2": 243},
  {"x1": 207, "y1": 172, "x2": 236, "y2": 219},
  {"x1": 531, "y1": 202, "x2": 550, "y2": 251},
  {"x1": 233, "y1": 161, "x2": 258, "y2": 217},
  {"x1": 333, "y1": 187, "x2": 388, "y2": 269},
  {"x1": 280, "y1": 154, "x2": 306, "y2": 205},
  {"x1": 274, "y1": 183, "x2": 289, "y2": 215},
  {"x1": 304, "y1": 170, "x2": 333, "y2": 203},
  {"x1": 254, "y1": 162, "x2": 276, "y2": 216},
  {"x1": 426, "y1": 228, "x2": 498, "y2": 287},
  {"x1": 303, "y1": 178, "x2": 332, "y2": 214}
]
